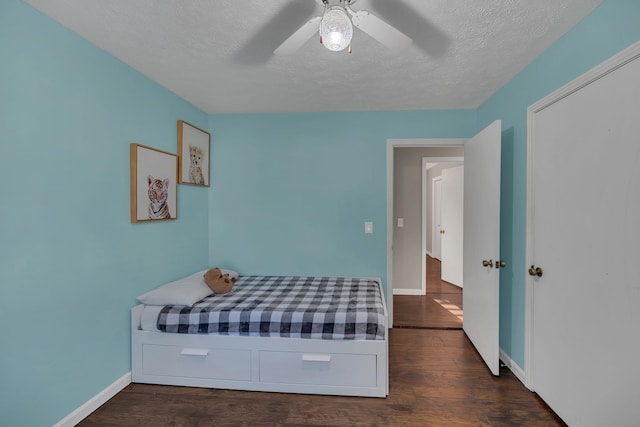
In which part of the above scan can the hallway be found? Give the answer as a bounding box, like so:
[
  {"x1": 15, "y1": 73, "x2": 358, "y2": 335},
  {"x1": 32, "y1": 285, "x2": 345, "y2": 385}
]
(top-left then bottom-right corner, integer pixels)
[{"x1": 394, "y1": 255, "x2": 463, "y2": 329}]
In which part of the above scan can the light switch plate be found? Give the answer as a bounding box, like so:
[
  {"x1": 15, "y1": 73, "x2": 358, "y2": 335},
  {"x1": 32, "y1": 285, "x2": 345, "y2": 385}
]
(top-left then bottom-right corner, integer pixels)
[
  {"x1": 364, "y1": 221, "x2": 373, "y2": 234},
  {"x1": 397, "y1": 218, "x2": 404, "y2": 228}
]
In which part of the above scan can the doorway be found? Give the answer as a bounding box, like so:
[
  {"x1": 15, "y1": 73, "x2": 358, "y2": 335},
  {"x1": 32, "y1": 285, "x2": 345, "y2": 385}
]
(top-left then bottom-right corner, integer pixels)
[
  {"x1": 394, "y1": 255, "x2": 463, "y2": 328},
  {"x1": 388, "y1": 122, "x2": 503, "y2": 375},
  {"x1": 389, "y1": 144, "x2": 464, "y2": 329}
]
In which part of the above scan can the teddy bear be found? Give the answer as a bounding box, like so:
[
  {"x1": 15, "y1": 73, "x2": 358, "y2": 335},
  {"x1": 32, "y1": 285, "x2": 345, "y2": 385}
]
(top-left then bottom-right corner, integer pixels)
[{"x1": 203, "y1": 267, "x2": 236, "y2": 294}]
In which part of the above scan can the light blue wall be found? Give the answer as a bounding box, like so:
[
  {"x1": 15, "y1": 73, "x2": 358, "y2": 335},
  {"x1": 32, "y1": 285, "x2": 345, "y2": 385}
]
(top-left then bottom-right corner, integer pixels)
[
  {"x1": 0, "y1": 1, "x2": 209, "y2": 426},
  {"x1": 207, "y1": 111, "x2": 476, "y2": 296},
  {"x1": 478, "y1": 0, "x2": 640, "y2": 367},
  {"x1": 4, "y1": 0, "x2": 639, "y2": 424}
]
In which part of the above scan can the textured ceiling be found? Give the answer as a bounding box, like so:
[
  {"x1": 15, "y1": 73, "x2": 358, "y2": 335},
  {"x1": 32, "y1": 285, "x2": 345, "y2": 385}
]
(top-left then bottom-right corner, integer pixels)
[{"x1": 23, "y1": 0, "x2": 602, "y2": 114}]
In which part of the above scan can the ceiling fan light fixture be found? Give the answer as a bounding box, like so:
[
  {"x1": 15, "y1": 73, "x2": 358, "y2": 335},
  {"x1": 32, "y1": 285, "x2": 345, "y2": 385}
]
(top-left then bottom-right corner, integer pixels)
[{"x1": 319, "y1": 6, "x2": 353, "y2": 52}]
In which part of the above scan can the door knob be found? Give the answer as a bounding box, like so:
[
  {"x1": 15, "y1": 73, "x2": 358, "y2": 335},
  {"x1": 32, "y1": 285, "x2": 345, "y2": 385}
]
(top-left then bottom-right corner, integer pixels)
[
  {"x1": 495, "y1": 260, "x2": 507, "y2": 269},
  {"x1": 482, "y1": 259, "x2": 493, "y2": 268},
  {"x1": 440, "y1": 229, "x2": 445, "y2": 234},
  {"x1": 529, "y1": 266, "x2": 543, "y2": 277}
]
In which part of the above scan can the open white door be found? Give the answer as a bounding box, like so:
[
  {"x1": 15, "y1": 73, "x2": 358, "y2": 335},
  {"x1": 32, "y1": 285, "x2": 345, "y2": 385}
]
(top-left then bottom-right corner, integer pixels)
[
  {"x1": 463, "y1": 120, "x2": 502, "y2": 376},
  {"x1": 432, "y1": 178, "x2": 443, "y2": 260},
  {"x1": 440, "y1": 166, "x2": 464, "y2": 287}
]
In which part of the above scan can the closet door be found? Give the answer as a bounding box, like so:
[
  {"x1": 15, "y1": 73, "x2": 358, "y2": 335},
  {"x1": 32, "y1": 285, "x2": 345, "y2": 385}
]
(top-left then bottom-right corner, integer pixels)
[{"x1": 528, "y1": 44, "x2": 640, "y2": 426}]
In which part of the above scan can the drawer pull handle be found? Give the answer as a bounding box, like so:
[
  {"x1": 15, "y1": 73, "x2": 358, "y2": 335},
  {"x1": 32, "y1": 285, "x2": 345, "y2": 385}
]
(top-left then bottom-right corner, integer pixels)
[
  {"x1": 302, "y1": 354, "x2": 331, "y2": 362},
  {"x1": 180, "y1": 348, "x2": 209, "y2": 357}
]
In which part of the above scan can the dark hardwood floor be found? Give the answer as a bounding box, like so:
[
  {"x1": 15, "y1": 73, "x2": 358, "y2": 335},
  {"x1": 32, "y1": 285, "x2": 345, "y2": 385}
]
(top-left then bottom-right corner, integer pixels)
[
  {"x1": 80, "y1": 329, "x2": 564, "y2": 426},
  {"x1": 79, "y1": 258, "x2": 564, "y2": 426},
  {"x1": 394, "y1": 255, "x2": 463, "y2": 329}
]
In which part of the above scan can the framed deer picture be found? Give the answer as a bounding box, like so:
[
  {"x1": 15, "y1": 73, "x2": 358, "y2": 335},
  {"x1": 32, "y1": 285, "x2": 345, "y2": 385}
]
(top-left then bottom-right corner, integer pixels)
[
  {"x1": 130, "y1": 143, "x2": 178, "y2": 223},
  {"x1": 177, "y1": 120, "x2": 210, "y2": 187}
]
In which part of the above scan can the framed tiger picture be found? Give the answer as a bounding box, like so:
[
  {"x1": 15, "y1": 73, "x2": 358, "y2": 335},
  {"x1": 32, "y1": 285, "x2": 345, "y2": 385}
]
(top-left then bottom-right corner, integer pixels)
[
  {"x1": 130, "y1": 143, "x2": 178, "y2": 223},
  {"x1": 177, "y1": 120, "x2": 210, "y2": 187}
]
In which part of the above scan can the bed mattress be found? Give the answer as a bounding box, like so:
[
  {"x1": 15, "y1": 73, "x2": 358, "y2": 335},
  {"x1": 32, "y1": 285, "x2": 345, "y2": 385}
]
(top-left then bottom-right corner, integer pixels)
[{"x1": 141, "y1": 275, "x2": 386, "y2": 340}]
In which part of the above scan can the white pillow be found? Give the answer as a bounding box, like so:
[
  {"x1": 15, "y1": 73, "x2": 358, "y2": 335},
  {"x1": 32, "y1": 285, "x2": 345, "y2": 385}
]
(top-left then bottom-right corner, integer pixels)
[{"x1": 137, "y1": 269, "x2": 212, "y2": 306}]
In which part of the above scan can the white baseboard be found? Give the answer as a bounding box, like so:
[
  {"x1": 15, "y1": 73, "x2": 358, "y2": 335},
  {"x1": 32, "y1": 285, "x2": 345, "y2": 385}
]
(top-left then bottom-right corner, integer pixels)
[
  {"x1": 499, "y1": 348, "x2": 528, "y2": 389},
  {"x1": 393, "y1": 288, "x2": 425, "y2": 295},
  {"x1": 54, "y1": 372, "x2": 131, "y2": 427}
]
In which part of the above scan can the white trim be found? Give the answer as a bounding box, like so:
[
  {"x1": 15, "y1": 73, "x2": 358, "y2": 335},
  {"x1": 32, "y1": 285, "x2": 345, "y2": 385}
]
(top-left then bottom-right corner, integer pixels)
[
  {"x1": 393, "y1": 288, "x2": 424, "y2": 295},
  {"x1": 421, "y1": 157, "x2": 465, "y2": 163},
  {"x1": 386, "y1": 141, "x2": 394, "y2": 327},
  {"x1": 421, "y1": 158, "x2": 427, "y2": 296},
  {"x1": 425, "y1": 250, "x2": 433, "y2": 258},
  {"x1": 499, "y1": 347, "x2": 527, "y2": 388},
  {"x1": 525, "y1": 104, "x2": 535, "y2": 390},
  {"x1": 528, "y1": 40, "x2": 640, "y2": 115},
  {"x1": 54, "y1": 372, "x2": 131, "y2": 427},
  {"x1": 525, "y1": 38, "x2": 640, "y2": 393},
  {"x1": 386, "y1": 139, "x2": 466, "y2": 329}
]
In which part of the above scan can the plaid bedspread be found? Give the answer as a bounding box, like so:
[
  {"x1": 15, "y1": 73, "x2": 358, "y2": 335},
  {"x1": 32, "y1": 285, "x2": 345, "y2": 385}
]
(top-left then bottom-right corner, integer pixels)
[{"x1": 157, "y1": 275, "x2": 386, "y2": 340}]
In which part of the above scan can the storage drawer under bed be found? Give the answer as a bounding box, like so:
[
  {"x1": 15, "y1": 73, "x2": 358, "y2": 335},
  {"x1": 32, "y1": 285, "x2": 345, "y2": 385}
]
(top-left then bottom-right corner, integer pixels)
[
  {"x1": 142, "y1": 344, "x2": 251, "y2": 381},
  {"x1": 258, "y1": 350, "x2": 377, "y2": 387}
]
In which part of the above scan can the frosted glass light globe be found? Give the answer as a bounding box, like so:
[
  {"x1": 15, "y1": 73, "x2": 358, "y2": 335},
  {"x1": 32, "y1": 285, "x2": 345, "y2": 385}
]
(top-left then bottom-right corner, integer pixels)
[{"x1": 319, "y1": 6, "x2": 353, "y2": 52}]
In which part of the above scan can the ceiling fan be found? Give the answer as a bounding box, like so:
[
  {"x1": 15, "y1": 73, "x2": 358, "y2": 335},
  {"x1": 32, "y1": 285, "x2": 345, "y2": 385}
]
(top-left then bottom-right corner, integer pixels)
[{"x1": 274, "y1": 0, "x2": 413, "y2": 55}]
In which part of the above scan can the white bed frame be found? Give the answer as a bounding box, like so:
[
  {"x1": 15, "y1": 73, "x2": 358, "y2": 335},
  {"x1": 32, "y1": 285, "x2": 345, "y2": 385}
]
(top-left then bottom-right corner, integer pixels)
[{"x1": 131, "y1": 278, "x2": 388, "y2": 398}]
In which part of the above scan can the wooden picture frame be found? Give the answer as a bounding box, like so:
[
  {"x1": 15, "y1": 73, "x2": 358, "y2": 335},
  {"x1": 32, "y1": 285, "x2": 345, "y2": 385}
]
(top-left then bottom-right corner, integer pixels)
[
  {"x1": 177, "y1": 120, "x2": 210, "y2": 187},
  {"x1": 130, "y1": 143, "x2": 178, "y2": 223}
]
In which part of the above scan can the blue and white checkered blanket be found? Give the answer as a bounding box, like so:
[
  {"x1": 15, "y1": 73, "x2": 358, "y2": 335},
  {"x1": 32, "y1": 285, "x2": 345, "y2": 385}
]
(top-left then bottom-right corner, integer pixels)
[{"x1": 157, "y1": 275, "x2": 386, "y2": 340}]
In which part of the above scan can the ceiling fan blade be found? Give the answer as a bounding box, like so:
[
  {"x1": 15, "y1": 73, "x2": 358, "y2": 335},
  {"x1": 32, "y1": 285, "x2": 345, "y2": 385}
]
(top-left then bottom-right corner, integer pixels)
[
  {"x1": 350, "y1": 10, "x2": 412, "y2": 51},
  {"x1": 233, "y1": 1, "x2": 317, "y2": 66},
  {"x1": 366, "y1": 0, "x2": 451, "y2": 58},
  {"x1": 274, "y1": 16, "x2": 322, "y2": 55}
]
